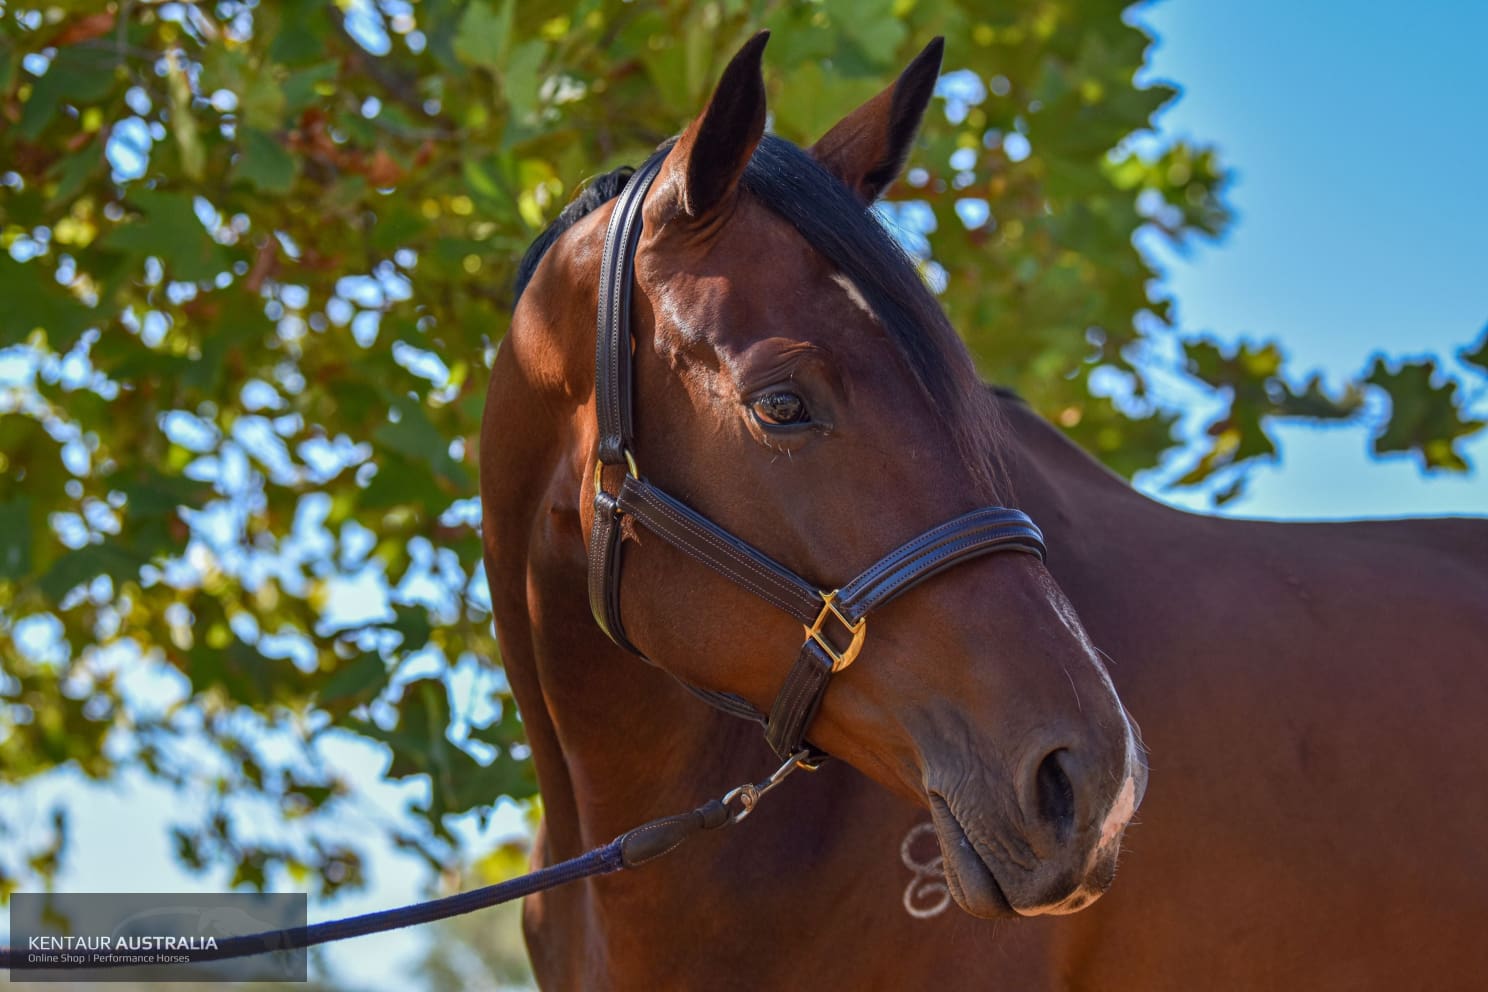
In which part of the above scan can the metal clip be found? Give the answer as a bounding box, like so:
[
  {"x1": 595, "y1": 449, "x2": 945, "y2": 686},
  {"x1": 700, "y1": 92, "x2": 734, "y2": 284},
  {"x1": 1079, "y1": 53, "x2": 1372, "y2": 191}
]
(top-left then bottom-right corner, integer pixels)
[{"x1": 721, "y1": 749, "x2": 810, "y2": 824}]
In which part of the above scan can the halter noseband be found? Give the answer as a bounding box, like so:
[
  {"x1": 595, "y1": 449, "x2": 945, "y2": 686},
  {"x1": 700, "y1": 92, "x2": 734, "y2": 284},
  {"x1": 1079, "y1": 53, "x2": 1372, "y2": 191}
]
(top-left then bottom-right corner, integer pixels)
[{"x1": 588, "y1": 151, "x2": 1047, "y2": 764}]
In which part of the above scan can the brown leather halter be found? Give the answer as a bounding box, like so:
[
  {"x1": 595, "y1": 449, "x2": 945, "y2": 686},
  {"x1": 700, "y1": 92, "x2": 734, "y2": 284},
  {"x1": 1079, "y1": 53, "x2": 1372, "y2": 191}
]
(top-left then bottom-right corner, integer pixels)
[{"x1": 589, "y1": 151, "x2": 1048, "y2": 763}]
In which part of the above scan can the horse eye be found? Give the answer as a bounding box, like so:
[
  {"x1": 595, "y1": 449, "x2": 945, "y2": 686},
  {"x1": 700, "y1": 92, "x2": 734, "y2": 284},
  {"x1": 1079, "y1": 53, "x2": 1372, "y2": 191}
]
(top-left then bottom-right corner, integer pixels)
[{"x1": 750, "y1": 391, "x2": 810, "y2": 426}]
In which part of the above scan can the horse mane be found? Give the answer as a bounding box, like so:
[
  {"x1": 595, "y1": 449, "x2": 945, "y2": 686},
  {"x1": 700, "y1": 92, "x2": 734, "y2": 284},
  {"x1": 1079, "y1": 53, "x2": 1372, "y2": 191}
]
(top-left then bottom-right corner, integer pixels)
[
  {"x1": 513, "y1": 163, "x2": 636, "y2": 303},
  {"x1": 513, "y1": 134, "x2": 1006, "y2": 497}
]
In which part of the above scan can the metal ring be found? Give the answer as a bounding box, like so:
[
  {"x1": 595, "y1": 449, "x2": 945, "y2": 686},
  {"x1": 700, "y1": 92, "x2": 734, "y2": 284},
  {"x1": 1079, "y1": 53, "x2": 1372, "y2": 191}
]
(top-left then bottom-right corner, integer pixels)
[
  {"x1": 593, "y1": 449, "x2": 640, "y2": 495},
  {"x1": 722, "y1": 784, "x2": 760, "y2": 823}
]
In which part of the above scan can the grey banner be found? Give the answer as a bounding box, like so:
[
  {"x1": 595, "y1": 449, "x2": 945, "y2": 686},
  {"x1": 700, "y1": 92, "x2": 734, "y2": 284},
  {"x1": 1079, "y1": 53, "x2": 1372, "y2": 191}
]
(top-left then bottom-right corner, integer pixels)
[{"x1": 8, "y1": 892, "x2": 308, "y2": 983}]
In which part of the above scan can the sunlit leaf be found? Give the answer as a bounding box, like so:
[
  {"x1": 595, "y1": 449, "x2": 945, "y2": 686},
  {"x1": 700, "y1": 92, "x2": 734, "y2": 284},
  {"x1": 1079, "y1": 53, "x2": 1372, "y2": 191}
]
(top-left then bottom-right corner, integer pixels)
[
  {"x1": 1366, "y1": 358, "x2": 1486, "y2": 471},
  {"x1": 454, "y1": 0, "x2": 514, "y2": 69}
]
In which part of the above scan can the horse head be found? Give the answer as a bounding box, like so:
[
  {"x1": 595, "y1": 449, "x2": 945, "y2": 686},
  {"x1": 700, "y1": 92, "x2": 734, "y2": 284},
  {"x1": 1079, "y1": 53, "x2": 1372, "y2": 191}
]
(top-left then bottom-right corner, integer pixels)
[{"x1": 499, "y1": 32, "x2": 1145, "y2": 919}]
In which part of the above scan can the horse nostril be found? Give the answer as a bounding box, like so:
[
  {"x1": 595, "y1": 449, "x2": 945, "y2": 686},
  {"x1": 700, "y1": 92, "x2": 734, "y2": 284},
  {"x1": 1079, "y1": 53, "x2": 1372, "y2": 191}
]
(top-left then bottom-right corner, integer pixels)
[{"x1": 1034, "y1": 749, "x2": 1076, "y2": 842}]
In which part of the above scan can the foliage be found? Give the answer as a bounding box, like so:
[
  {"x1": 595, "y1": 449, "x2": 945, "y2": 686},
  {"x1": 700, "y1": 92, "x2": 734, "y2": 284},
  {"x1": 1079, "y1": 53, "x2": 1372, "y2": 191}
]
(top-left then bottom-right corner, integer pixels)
[
  {"x1": 0, "y1": 0, "x2": 1482, "y2": 896},
  {"x1": 418, "y1": 837, "x2": 538, "y2": 991},
  {"x1": 1364, "y1": 357, "x2": 1485, "y2": 472}
]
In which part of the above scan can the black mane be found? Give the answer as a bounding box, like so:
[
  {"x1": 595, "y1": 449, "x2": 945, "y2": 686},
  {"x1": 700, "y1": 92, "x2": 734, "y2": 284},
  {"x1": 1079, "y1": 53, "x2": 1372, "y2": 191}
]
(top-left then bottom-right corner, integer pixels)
[
  {"x1": 513, "y1": 134, "x2": 1002, "y2": 493},
  {"x1": 513, "y1": 163, "x2": 636, "y2": 303}
]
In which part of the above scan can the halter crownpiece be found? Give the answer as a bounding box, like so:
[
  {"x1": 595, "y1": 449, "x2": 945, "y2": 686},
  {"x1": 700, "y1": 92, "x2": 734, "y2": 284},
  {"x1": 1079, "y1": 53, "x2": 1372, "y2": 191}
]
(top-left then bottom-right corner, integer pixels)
[{"x1": 588, "y1": 151, "x2": 1048, "y2": 762}]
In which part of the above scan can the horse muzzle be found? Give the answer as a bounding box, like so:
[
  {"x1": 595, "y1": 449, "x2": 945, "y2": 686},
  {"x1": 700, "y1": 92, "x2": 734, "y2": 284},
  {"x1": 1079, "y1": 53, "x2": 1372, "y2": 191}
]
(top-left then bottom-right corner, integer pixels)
[{"x1": 927, "y1": 725, "x2": 1148, "y2": 919}]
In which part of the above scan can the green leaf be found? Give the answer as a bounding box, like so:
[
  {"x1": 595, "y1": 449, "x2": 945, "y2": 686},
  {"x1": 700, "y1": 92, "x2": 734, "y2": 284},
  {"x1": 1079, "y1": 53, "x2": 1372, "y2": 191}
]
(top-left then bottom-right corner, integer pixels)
[
  {"x1": 182, "y1": 332, "x2": 232, "y2": 394},
  {"x1": 282, "y1": 61, "x2": 339, "y2": 114},
  {"x1": 373, "y1": 397, "x2": 471, "y2": 487},
  {"x1": 454, "y1": 0, "x2": 514, "y2": 68},
  {"x1": 355, "y1": 678, "x2": 537, "y2": 813},
  {"x1": 319, "y1": 652, "x2": 390, "y2": 706},
  {"x1": 0, "y1": 32, "x2": 16, "y2": 98},
  {"x1": 167, "y1": 52, "x2": 205, "y2": 182},
  {"x1": 823, "y1": 0, "x2": 908, "y2": 66},
  {"x1": 268, "y1": 0, "x2": 330, "y2": 65},
  {"x1": 369, "y1": 204, "x2": 427, "y2": 253},
  {"x1": 0, "y1": 256, "x2": 94, "y2": 348},
  {"x1": 100, "y1": 190, "x2": 227, "y2": 283},
  {"x1": 47, "y1": 139, "x2": 104, "y2": 206},
  {"x1": 442, "y1": 746, "x2": 538, "y2": 811},
  {"x1": 186, "y1": 636, "x2": 312, "y2": 703},
  {"x1": 0, "y1": 417, "x2": 68, "y2": 577},
  {"x1": 1273, "y1": 373, "x2": 1363, "y2": 420},
  {"x1": 235, "y1": 128, "x2": 298, "y2": 193},
  {"x1": 360, "y1": 455, "x2": 446, "y2": 515},
  {"x1": 770, "y1": 61, "x2": 883, "y2": 144},
  {"x1": 39, "y1": 544, "x2": 148, "y2": 602},
  {"x1": 0, "y1": 497, "x2": 31, "y2": 581},
  {"x1": 390, "y1": 604, "x2": 433, "y2": 653},
  {"x1": 116, "y1": 467, "x2": 209, "y2": 519},
  {"x1": 501, "y1": 40, "x2": 548, "y2": 125},
  {"x1": 1461, "y1": 326, "x2": 1488, "y2": 375},
  {"x1": 468, "y1": 700, "x2": 525, "y2": 751},
  {"x1": 357, "y1": 677, "x2": 452, "y2": 779},
  {"x1": 1366, "y1": 358, "x2": 1486, "y2": 471},
  {"x1": 202, "y1": 47, "x2": 288, "y2": 131},
  {"x1": 16, "y1": 46, "x2": 118, "y2": 139}
]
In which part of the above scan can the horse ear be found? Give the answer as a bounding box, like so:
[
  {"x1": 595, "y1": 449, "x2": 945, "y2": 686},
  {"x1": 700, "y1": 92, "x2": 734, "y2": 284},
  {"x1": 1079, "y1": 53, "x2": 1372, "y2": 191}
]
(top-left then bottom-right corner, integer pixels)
[
  {"x1": 809, "y1": 37, "x2": 944, "y2": 203},
  {"x1": 671, "y1": 31, "x2": 770, "y2": 220}
]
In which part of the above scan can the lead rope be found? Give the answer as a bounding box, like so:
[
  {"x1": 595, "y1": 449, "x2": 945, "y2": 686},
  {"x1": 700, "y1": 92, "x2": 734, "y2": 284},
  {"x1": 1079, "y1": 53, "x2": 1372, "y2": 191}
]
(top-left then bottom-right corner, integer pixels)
[{"x1": 0, "y1": 751, "x2": 810, "y2": 971}]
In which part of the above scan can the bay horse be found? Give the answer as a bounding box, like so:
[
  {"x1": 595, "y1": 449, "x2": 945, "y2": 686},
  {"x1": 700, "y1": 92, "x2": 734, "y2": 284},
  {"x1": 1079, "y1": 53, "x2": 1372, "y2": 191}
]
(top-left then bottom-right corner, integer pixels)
[{"x1": 480, "y1": 33, "x2": 1488, "y2": 990}]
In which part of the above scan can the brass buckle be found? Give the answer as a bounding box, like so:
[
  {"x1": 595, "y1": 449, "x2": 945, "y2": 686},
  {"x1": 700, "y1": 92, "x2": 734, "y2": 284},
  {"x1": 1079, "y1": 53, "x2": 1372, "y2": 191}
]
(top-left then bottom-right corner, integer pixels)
[
  {"x1": 593, "y1": 449, "x2": 641, "y2": 497},
  {"x1": 804, "y1": 589, "x2": 866, "y2": 674}
]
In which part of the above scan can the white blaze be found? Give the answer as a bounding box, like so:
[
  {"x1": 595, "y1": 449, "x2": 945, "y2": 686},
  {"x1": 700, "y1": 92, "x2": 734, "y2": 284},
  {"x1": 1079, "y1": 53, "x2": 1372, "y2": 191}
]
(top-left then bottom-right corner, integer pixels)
[{"x1": 832, "y1": 274, "x2": 874, "y2": 319}]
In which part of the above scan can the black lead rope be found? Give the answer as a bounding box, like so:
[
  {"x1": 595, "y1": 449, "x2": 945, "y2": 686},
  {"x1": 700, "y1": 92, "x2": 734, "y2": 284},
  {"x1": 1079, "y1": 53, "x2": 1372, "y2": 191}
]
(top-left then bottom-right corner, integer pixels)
[{"x1": 0, "y1": 752, "x2": 808, "y2": 970}]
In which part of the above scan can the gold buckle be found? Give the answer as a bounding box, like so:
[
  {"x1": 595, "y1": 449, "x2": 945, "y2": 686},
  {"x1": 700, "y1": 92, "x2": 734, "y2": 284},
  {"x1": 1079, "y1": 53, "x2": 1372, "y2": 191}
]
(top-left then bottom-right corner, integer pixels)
[{"x1": 804, "y1": 589, "x2": 866, "y2": 674}]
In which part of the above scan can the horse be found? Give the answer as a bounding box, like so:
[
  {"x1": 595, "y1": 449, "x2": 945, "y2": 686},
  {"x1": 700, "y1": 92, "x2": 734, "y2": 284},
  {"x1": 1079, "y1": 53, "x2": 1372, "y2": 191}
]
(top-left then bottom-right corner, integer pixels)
[{"x1": 479, "y1": 32, "x2": 1488, "y2": 990}]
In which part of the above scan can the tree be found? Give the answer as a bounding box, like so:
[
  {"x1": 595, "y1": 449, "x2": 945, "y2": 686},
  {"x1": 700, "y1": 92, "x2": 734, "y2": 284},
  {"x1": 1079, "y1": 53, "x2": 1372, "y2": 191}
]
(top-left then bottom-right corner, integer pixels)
[{"x1": 1, "y1": 0, "x2": 1483, "y2": 897}]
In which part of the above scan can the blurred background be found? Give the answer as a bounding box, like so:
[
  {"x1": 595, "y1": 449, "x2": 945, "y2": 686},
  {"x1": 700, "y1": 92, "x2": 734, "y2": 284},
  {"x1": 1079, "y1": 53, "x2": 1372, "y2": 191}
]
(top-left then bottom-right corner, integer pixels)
[{"x1": 1, "y1": 1, "x2": 1483, "y2": 988}]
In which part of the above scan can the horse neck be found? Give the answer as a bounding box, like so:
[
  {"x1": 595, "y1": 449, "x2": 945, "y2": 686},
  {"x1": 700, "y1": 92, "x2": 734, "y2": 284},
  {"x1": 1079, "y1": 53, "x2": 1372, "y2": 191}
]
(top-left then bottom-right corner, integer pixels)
[
  {"x1": 989, "y1": 394, "x2": 1202, "y2": 626},
  {"x1": 521, "y1": 593, "x2": 765, "y2": 851},
  {"x1": 487, "y1": 395, "x2": 768, "y2": 858},
  {"x1": 997, "y1": 397, "x2": 1145, "y2": 521}
]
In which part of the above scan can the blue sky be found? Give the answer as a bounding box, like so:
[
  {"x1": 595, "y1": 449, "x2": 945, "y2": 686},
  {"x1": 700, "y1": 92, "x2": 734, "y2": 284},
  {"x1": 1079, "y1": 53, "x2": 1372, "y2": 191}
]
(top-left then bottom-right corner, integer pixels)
[
  {"x1": 4, "y1": 5, "x2": 1485, "y2": 989},
  {"x1": 1134, "y1": 0, "x2": 1488, "y2": 517}
]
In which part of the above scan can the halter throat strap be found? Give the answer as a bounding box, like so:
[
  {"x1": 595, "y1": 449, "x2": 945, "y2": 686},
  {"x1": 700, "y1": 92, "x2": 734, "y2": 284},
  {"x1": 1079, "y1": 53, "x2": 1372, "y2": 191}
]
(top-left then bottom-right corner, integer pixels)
[{"x1": 587, "y1": 152, "x2": 1047, "y2": 761}]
